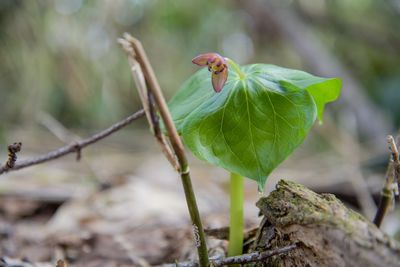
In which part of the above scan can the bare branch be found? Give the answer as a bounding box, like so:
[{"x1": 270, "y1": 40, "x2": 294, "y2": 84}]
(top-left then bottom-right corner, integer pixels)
[
  {"x1": 119, "y1": 33, "x2": 209, "y2": 267},
  {"x1": 388, "y1": 135, "x2": 400, "y2": 192},
  {"x1": 388, "y1": 135, "x2": 400, "y2": 162},
  {"x1": 212, "y1": 243, "x2": 298, "y2": 266},
  {"x1": 161, "y1": 243, "x2": 298, "y2": 267},
  {"x1": 0, "y1": 109, "x2": 145, "y2": 175},
  {"x1": 373, "y1": 135, "x2": 400, "y2": 227},
  {"x1": 119, "y1": 37, "x2": 179, "y2": 170},
  {"x1": 119, "y1": 33, "x2": 186, "y2": 170}
]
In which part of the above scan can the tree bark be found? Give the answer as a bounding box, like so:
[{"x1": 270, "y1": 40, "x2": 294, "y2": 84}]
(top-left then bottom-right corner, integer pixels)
[{"x1": 254, "y1": 180, "x2": 400, "y2": 267}]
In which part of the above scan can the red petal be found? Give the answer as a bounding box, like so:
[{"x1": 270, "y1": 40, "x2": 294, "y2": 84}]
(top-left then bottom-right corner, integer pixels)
[
  {"x1": 192, "y1": 53, "x2": 216, "y2": 66},
  {"x1": 212, "y1": 68, "x2": 228, "y2": 93}
]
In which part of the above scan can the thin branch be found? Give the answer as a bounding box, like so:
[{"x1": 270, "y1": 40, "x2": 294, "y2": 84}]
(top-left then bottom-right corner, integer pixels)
[
  {"x1": 162, "y1": 243, "x2": 298, "y2": 267},
  {"x1": 373, "y1": 135, "x2": 399, "y2": 227},
  {"x1": 0, "y1": 109, "x2": 145, "y2": 175},
  {"x1": 38, "y1": 111, "x2": 81, "y2": 143},
  {"x1": 119, "y1": 37, "x2": 179, "y2": 170},
  {"x1": 213, "y1": 243, "x2": 298, "y2": 266},
  {"x1": 389, "y1": 135, "x2": 400, "y2": 162},
  {"x1": 373, "y1": 163, "x2": 395, "y2": 227},
  {"x1": 119, "y1": 34, "x2": 185, "y2": 169},
  {"x1": 388, "y1": 135, "x2": 400, "y2": 191},
  {"x1": 119, "y1": 33, "x2": 209, "y2": 267}
]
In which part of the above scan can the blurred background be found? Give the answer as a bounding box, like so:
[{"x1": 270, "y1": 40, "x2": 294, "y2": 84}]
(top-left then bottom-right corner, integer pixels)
[
  {"x1": 0, "y1": 0, "x2": 400, "y2": 265},
  {"x1": 0, "y1": 0, "x2": 399, "y2": 130}
]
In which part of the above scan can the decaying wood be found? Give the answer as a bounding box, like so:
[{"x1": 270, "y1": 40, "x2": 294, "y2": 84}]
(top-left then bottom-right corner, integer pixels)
[{"x1": 255, "y1": 180, "x2": 400, "y2": 267}]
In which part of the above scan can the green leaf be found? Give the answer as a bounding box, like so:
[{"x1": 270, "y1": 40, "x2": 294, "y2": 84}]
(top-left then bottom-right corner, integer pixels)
[
  {"x1": 169, "y1": 64, "x2": 341, "y2": 188},
  {"x1": 253, "y1": 65, "x2": 341, "y2": 123}
]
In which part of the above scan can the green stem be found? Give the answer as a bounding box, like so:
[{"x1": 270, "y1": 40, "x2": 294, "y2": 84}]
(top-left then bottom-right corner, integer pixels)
[
  {"x1": 180, "y1": 165, "x2": 209, "y2": 267},
  {"x1": 228, "y1": 172, "x2": 244, "y2": 257},
  {"x1": 226, "y1": 58, "x2": 246, "y2": 79}
]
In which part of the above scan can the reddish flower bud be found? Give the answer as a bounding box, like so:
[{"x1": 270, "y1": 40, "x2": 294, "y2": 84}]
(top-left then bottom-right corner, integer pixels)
[{"x1": 192, "y1": 53, "x2": 228, "y2": 93}]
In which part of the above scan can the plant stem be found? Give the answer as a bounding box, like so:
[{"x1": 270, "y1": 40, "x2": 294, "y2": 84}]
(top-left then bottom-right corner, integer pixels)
[
  {"x1": 228, "y1": 172, "x2": 244, "y2": 257},
  {"x1": 226, "y1": 58, "x2": 246, "y2": 79},
  {"x1": 373, "y1": 135, "x2": 399, "y2": 227},
  {"x1": 121, "y1": 34, "x2": 209, "y2": 267},
  {"x1": 181, "y1": 165, "x2": 209, "y2": 267}
]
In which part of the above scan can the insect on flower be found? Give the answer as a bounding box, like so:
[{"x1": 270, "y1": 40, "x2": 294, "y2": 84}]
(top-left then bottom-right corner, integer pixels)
[{"x1": 192, "y1": 53, "x2": 228, "y2": 93}]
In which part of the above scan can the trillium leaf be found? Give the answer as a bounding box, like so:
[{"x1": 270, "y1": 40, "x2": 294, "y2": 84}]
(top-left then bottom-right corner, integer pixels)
[
  {"x1": 252, "y1": 65, "x2": 341, "y2": 123},
  {"x1": 169, "y1": 64, "x2": 341, "y2": 189}
]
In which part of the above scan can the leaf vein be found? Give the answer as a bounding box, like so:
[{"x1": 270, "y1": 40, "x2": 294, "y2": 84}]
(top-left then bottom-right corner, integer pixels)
[{"x1": 243, "y1": 80, "x2": 263, "y2": 180}]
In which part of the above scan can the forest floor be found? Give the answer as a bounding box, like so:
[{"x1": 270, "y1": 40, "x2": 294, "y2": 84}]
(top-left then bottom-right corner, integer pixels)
[{"x1": 0, "y1": 126, "x2": 394, "y2": 266}]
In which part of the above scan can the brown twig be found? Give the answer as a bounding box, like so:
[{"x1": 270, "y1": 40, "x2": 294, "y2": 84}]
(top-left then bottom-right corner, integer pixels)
[
  {"x1": 0, "y1": 109, "x2": 145, "y2": 175},
  {"x1": 119, "y1": 37, "x2": 179, "y2": 170},
  {"x1": 373, "y1": 135, "x2": 399, "y2": 227},
  {"x1": 162, "y1": 243, "x2": 298, "y2": 267},
  {"x1": 119, "y1": 33, "x2": 209, "y2": 267},
  {"x1": 388, "y1": 135, "x2": 400, "y2": 191},
  {"x1": 373, "y1": 164, "x2": 395, "y2": 227},
  {"x1": 147, "y1": 91, "x2": 180, "y2": 170},
  {"x1": 213, "y1": 243, "x2": 298, "y2": 266}
]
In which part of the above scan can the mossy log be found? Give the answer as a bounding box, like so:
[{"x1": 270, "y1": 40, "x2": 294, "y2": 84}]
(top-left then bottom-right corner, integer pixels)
[{"x1": 254, "y1": 180, "x2": 400, "y2": 267}]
